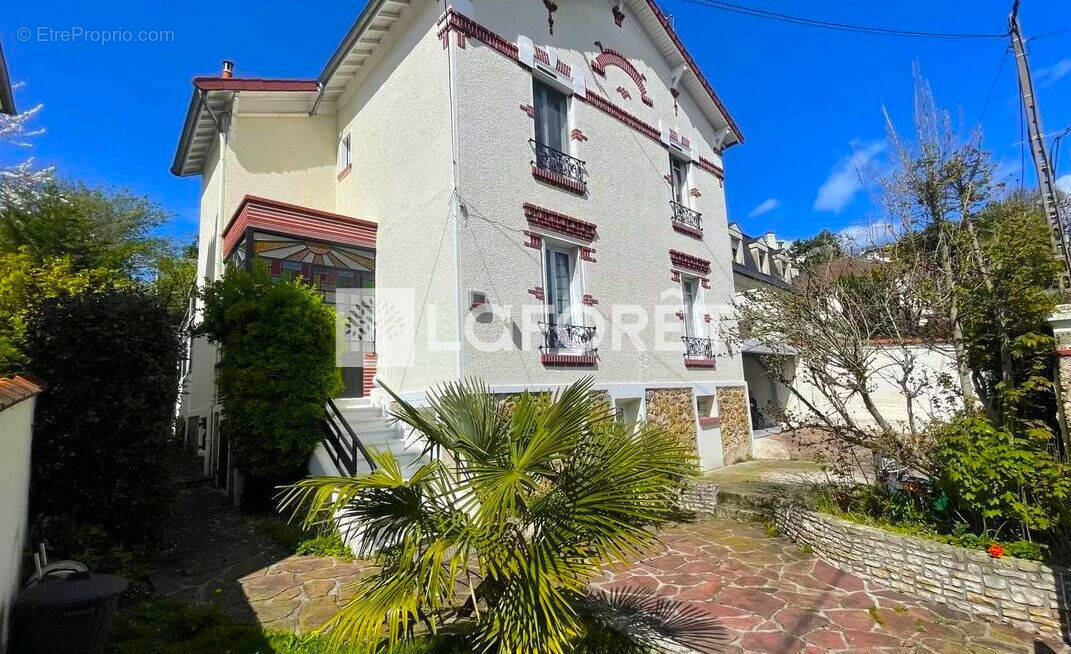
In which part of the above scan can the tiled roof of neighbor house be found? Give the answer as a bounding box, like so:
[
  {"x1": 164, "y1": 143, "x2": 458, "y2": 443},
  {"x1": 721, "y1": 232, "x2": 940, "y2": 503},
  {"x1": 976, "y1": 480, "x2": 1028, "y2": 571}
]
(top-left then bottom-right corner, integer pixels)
[
  {"x1": 0, "y1": 375, "x2": 45, "y2": 411},
  {"x1": 0, "y1": 39, "x2": 16, "y2": 116}
]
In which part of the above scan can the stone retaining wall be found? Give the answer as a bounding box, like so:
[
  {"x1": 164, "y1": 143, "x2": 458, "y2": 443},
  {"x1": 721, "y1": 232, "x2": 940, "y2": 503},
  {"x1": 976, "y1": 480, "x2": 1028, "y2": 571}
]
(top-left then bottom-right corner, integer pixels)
[{"x1": 774, "y1": 504, "x2": 1071, "y2": 642}]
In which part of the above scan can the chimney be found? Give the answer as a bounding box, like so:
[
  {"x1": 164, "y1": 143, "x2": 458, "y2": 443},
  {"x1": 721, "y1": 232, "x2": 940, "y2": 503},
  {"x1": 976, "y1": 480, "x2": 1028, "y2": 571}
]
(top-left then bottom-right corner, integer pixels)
[{"x1": 221, "y1": 60, "x2": 235, "y2": 79}]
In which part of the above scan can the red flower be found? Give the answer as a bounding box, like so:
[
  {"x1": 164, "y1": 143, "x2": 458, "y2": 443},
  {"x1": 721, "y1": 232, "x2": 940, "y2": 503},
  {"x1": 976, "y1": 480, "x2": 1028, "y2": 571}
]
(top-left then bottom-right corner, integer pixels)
[{"x1": 987, "y1": 544, "x2": 1005, "y2": 559}]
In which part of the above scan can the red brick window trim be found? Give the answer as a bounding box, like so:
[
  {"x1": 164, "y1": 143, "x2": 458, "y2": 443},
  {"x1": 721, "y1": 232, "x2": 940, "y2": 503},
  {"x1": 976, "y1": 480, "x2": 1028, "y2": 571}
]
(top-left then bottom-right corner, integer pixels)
[
  {"x1": 670, "y1": 250, "x2": 711, "y2": 275},
  {"x1": 541, "y1": 353, "x2": 597, "y2": 367},
  {"x1": 672, "y1": 221, "x2": 703, "y2": 239},
  {"x1": 685, "y1": 358, "x2": 717, "y2": 369},
  {"x1": 532, "y1": 166, "x2": 587, "y2": 195},
  {"x1": 698, "y1": 416, "x2": 722, "y2": 428},
  {"x1": 336, "y1": 164, "x2": 352, "y2": 181},
  {"x1": 524, "y1": 204, "x2": 597, "y2": 242}
]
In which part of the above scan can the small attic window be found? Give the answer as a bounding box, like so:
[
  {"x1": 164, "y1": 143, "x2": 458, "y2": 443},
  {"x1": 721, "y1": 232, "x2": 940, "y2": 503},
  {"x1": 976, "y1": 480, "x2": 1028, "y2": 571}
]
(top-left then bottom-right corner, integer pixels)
[
  {"x1": 338, "y1": 134, "x2": 352, "y2": 173},
  {"x1": 758, "y1": 249, "x2": 768, "y2": 274},
  {"x1": 731, "y1": 237, "x2": 743, "y2": 264}
]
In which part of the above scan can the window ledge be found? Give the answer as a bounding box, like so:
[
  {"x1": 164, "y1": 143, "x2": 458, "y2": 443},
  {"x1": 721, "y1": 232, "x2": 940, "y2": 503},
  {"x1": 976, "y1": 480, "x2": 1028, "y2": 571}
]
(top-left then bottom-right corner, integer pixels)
[
  {"x1": 337, "y1": 164, "x2": 352, "y2": 181},
  {"x1": 698, "y1": 416, "x2": 722, "y2": 428},
  {"x1": 541, "y1": 353, "x2": 597, "y2": 367},
  {"x1": 672, "y1": 222, "x2": 703, "y2": 239},
  {"x1": 532, "y1": 166, "x2": 587, "y2": 195},
  {"x1": 684, "y1": 358, "x2": 717, "y2": 369}
]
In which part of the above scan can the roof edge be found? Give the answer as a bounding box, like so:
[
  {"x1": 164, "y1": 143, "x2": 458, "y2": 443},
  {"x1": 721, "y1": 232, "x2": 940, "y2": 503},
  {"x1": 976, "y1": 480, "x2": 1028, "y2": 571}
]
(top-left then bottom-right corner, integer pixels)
[
  {"x1": 642, "y1": 0, "x2": 743, "y2": 146},
  {"x1": 0, "y1": 39, "x2": 16, "y2": 116}
]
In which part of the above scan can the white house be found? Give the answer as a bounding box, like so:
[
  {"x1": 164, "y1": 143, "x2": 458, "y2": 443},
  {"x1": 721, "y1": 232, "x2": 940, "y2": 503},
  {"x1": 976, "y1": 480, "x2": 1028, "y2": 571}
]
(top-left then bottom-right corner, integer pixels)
[{"x1": 172, "y1": 0, "x2": 756, "y2": 491}]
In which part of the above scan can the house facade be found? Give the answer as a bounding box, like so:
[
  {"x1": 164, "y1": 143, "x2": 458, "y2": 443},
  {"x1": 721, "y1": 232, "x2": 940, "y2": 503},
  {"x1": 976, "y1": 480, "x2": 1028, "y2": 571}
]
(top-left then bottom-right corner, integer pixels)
[
  {"x1": 727, "y1": 224, "x2": 797, "y2": 432},
  {"x1": 173, "y1": 0, "x2": 756, "y2": 484}
]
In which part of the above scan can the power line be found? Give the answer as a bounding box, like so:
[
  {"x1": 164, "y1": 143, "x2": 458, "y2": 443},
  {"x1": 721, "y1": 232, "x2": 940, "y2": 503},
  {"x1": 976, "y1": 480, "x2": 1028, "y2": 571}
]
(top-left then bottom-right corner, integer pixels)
[
  {"x1": 675, "y1": 0, "x2": 1008, "y2": 39},
  {"x1": 975, "y1": 48, "x2": 1010, "y2": 126}
]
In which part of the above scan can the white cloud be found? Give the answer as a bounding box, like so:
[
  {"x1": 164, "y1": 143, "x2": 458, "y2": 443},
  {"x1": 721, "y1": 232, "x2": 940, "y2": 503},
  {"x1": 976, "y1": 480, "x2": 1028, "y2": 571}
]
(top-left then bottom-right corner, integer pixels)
[
  {"x1": 813, "y1": 141, "x2": 885, "y2": 214},
  {"x1": 837, "y1": 219, "x2": 897, "y2": 251},
  {"x1": 1037, "y1": 58, "x2": 1071, "y2": 87},
  {"x1": 1058, "y1": 174, "x2": 1071, "y2": 195},
  {"x1": 747, "y1": 198, "x2": 780, "y2": 218}
]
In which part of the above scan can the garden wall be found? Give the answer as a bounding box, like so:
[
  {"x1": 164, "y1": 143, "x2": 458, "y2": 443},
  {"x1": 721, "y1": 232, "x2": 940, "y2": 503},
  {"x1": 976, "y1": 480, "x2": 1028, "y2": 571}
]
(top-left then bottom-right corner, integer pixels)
[
  {"x1": 0, "y1": 377, "x2": 43, "y2": 650},
  {"x1": 774, "y1": 504, "x2": 1071, "y2": 642}
]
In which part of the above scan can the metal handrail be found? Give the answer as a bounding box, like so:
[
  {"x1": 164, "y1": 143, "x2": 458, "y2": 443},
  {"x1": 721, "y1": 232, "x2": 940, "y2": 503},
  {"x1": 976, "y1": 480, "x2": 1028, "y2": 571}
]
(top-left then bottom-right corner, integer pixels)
[
  {"x1": 324, "y1": 398, "x2": 377, "y2": 474},
  {"x1": 539, "y1": 321, "x2": 597, "y2": 353},
  {"x1": 530, "y1": 139, "x2": 588, "y2": 184},
  {"x1": 670, "y1": 200, "x2": 703, "y2": 232},
  {"x1": 681, "y1": 336, "x2": 715, "y2": 360}
]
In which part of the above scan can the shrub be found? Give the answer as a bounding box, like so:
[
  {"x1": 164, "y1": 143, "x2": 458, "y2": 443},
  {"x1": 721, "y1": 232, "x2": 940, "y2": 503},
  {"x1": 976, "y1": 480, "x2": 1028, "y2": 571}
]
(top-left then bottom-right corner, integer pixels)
[
  {"x1": 25, "y1": 287, "x2": 182, "y2": 552},
  {"x1": 198, "y1": 262, "x2": 342, "y2": 508},
  {"x1": 930, "y1": 415, "x2": 1071, "y2": 533},
  {"x1": 280, "y1": 377, "x2": 698, "y2": 654},
  {"x1": 249, "y1": 517, "x2": 354, "y2": 560}
]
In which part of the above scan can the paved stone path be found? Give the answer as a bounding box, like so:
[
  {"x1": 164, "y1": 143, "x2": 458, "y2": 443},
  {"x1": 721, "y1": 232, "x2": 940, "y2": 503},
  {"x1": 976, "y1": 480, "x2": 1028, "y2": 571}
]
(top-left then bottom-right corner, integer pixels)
[
  {"x1": 148, "y1": 459, "x2": 371, "y2": 632},
  {"x1": 594, "y1": 518, "x2": 1070, "y2": 654},
  {"x1": 152, "y1": 458, "x2": 1069, "y2": 650}
]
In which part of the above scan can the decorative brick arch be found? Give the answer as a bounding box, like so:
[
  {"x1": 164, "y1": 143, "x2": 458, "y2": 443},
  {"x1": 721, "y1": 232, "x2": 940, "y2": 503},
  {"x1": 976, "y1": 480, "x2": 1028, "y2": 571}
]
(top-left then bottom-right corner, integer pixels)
[{"x1": 590, "y1": 48, "x2": 653, "y2": 107}]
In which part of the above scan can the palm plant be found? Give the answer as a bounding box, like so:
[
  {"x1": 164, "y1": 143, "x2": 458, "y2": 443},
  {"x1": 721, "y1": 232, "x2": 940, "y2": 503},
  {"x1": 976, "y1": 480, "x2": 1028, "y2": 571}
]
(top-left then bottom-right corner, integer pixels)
[{"x1": 278, "y1": 377, "x2": 697, "y2": 654}]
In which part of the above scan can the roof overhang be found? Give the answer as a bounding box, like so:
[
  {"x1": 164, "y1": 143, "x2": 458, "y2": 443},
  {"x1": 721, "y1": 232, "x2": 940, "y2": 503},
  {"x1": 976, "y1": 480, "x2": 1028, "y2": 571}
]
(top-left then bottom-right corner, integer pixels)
[
  {"x1": 0, "y1": 39, "x2": 16, "y2": 116},
  {"x1": 316, "y1": 0, "x2": 416, "y2": 108},
  {"x1": 171, "y1": 78, "x2": 320, "y2": 176},
  {"x1": 220, "y1": 195, "x2": 377, "y2": 259},
  {"x1": 628, "y1": 0, "x2": 743, "y2": 147}
]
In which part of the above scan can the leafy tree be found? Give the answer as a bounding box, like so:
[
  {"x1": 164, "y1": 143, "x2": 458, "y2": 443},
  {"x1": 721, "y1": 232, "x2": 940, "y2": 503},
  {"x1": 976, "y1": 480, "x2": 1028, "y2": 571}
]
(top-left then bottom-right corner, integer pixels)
[
  {"x1": 788, "y1": 229, "x2": 844, "y2": 272},
  {"x1": 0, "y1": 181, "x2": 170, "y2": 277},
  {"x1": 25, "y1": 287, "x2": 183, "y2": 551},
  {"x1": 152, "y1": 238, "x2": 197, "y2": 317},
  {"x1": 280, "y1": 377, "x2": 697, "y2": 654},
  {"x1": 0, "y1": 247, "x2": 125, "y2": 374},
  {"x1": 0, "y1": 91, "x2": 52, "y2": 210},
  {"x1": 197, "y1": 262, "x2": 341, "y2": 506},
  {"x1": 956, "y1": 196, "x2": 1060, "y2": 429}
]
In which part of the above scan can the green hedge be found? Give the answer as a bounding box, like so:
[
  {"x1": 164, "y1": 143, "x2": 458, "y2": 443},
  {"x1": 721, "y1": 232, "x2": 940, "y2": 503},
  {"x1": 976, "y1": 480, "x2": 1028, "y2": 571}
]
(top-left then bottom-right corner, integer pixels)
[
  {"x1": 198, "y1": 262, "x2": 341, "y2": 507},
  {"x1": 25, "y1": 287, "x2": 183, "y2": 552}
]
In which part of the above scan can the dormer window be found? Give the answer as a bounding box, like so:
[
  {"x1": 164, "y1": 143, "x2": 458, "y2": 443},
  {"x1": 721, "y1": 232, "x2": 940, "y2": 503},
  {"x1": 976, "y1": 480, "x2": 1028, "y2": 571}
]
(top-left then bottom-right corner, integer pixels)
[
  {"x1": 758, "y1": 249, "x2": 769, "y2": 274},
  {"x1": 731, "y1": 237, "x2": 743, "y2": 264}
]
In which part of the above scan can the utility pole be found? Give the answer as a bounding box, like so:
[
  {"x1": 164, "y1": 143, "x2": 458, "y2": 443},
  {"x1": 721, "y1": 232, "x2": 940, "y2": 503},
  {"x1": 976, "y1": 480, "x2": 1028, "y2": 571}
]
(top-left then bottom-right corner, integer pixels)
[{"x1": 1009, "y1": 0, "x2": 1071, "y2": 287}]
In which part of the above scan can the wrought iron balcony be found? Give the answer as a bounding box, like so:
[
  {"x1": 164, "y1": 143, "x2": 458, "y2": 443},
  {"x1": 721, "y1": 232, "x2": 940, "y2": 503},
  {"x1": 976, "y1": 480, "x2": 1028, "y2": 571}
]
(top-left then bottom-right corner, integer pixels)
[
  {"x1": 531, "y1": 139, "x2": 588, "y2": 186},
  {"x1": 681, "y1": 336, "x2": 715, "y2": 361},
  {"x1": 540, "y1": 321, "x2": 597, "y2": 354},
  {"x1": 671, "y1": 201, "x2": 703, "y2": 234}
]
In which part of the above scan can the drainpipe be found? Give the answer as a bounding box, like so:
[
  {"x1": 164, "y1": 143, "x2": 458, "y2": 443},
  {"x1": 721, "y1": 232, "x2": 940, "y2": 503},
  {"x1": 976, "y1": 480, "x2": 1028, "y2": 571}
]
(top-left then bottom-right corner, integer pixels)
[{"x1": 446, "y1": 9, "x2": 465, "y2": 381}]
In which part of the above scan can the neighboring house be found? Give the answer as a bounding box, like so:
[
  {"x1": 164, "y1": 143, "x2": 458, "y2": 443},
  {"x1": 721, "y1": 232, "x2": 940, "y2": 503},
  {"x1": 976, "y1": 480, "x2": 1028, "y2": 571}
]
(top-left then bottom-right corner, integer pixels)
[
  {"x1": 727, "y1": 223, "x2": 796, "y2": 432},
  {"x1": 172, "y1": 0, "x2": 757, "y2": 490},
  {"x1": 0, "y1": 376, "x2": 44, "y2": 650},
  {"x1": 0, "y1": 39, "x2": 16, "y2": 116}
]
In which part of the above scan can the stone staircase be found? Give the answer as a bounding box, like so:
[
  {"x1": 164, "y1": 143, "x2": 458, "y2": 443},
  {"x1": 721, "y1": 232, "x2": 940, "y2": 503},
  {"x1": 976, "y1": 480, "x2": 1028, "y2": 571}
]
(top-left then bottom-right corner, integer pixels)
[{"x1": 308, "y1": 397, "x2": 424, "y2": 477}]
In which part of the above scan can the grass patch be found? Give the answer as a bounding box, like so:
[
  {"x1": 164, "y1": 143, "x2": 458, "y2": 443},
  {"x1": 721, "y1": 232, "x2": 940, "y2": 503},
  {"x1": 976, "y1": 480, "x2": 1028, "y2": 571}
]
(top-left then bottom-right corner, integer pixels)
[
  {"x1": 763, "y1": 522, "x2": 780, "y2": 538},
  {"x1": 797, "y1": 543, "x2": 813, "y2": 555},
  {"x1": 867, "y1": 606, "x2": 884, "y2": 627},
  {"x1": 249, "y1": 517, "x2": 354, "y2": 560},
  {"x1": 111, "y1": 599, "x2": 619, "y2": 654}
]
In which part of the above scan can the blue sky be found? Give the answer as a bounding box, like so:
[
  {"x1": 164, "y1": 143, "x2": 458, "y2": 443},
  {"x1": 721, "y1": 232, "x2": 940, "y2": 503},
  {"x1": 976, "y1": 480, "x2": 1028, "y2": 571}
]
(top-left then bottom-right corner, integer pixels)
[{"x1": 2, "y1": 0, "x2": 1070, "y2": 246}]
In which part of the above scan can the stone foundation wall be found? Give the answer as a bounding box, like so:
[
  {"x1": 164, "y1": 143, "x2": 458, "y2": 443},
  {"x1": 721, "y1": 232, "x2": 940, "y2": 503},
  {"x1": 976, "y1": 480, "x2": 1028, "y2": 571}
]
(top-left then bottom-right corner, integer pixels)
[
  {"x1": 645, "y1": 388, "x2": 697, "y2": 449},
  {"x1": 679, "y1": 480, "x2": 719, "y2": 514},
  {"x1": 774, "y1": 504, "x2": 1071, "y2": 642},
  {"x1": 716, "y1": 386, "x2": 751, "y2": 465}
]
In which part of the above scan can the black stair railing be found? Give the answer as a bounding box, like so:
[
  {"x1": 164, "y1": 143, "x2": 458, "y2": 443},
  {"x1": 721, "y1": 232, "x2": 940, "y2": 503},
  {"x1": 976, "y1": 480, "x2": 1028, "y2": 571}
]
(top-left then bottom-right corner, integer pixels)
[{"x1": 321, "y1": 398, "x2": 377, "y2": 475}]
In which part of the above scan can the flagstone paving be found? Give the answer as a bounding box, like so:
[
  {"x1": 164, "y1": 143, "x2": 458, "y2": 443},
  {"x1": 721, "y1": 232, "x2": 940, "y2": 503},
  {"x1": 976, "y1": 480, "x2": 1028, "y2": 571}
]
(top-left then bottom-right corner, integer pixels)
[
  {"x1": 154, "y1": 458, "x2": 1069, "y2": 649},
  {"x1": 594, "y1": 518, "x2": 1071, "y2": 654}
]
